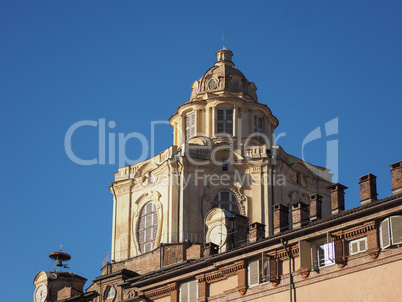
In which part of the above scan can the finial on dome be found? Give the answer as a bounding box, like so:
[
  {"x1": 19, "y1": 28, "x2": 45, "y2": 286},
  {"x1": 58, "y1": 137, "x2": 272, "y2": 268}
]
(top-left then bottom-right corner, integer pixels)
[{"x1": 215, "y1": 36, "x2": 234, "y2": 67}]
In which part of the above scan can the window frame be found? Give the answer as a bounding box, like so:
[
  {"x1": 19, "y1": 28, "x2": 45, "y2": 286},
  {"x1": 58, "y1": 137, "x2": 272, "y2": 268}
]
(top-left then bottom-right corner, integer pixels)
[
  {"x1": 380, "y1": 215, "x2": 402, "y2": 249},
  {"x1": 216, "y1": 108, "x2": 233, "y2": 136},
  {"x1": 248, "y1": 256, "x2": 269, "y2": 287},
  {"x1": 211, "y1": 191, "x2": 239, "y2": 214},
  {"x1": 349, "y1": 237, "x2": 368, "y2": 255},
  {"x1": 137, "y1": 201, "x2": 158, "y2": 254},
  {"x1": 179, "y1": 279, "x2": 198, "y2": 302},
  {"x1": 253, "y1": 114, "x2": 264, "y2": 142},
  {"x1": 296, "y1": 172, "x2": 301, "y2": 184},
  {"x1": 105, "y1": 286, "x2": 115, "y2": 300},
  {"x1": 315, "y1": 241, "x2": 335, "y2": 268},
  {"x1": 185, "y1": 112, "x2": 196, "y2": 141}
]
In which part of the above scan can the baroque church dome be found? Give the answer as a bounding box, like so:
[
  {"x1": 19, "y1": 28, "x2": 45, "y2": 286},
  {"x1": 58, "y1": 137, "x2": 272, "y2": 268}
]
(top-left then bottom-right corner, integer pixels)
[{"x1": 190, "y1": 48, "x2": 258, "y2": 102}]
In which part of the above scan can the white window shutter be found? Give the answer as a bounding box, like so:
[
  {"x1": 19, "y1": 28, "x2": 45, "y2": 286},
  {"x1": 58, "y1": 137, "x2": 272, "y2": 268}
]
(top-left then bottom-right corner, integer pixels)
[
  {"x1": 350, "y1": 241, "x2": 358, "y2": 255},
  {"x1": 390, "y1": 215, "x2": 402, "y2": 245},
  {"x1": 189, "y1": 280, "x2": 198, "y2": 302},
  {"x1": 359, "y1": 238, "x2": 367, "y2": 252},
  {"x1": 248, "y1": 259, "x2": 259, "y2": 286},
  {"x1": 180, "y1": 282, "x2": 188, "y2": 302},
  {"x1": 380, "y1": 218, "x2": 391, "y2": 249}
]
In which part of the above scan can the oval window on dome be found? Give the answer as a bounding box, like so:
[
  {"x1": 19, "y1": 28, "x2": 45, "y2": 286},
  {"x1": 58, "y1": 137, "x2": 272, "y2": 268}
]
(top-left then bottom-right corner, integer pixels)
[
  {"x1": 232, "y1": 79, "x2": 241, "y2": 91},
  {"x1": 207, "y1": 78, "x2": 218, "y2": 90},
  {"x1": 211, "y1": 191, "x2": 239, "y2": 214},
  {"x1": 137, "y1": 201, "x2": 158, "y2": 254}
]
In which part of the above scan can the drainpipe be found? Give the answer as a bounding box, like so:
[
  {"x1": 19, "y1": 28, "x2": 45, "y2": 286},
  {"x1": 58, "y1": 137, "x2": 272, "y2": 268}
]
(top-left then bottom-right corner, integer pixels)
[{"x1": 281, "y1": 238, "x2": 293, "y2": 302}]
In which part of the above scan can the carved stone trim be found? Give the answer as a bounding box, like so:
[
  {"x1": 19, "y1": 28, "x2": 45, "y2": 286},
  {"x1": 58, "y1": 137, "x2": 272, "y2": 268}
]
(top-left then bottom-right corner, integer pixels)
[
  {"x1": 144, "y1": 283, "x2": 177, "y2": 299},
  {"x1": 195, "y1": 273, "x2": 206, "y2": 283},
  {"x1": 369, "y1": 249, "x2": 380, "y2": 259},
  {"x1": 204, "y1": 261, "x2": 245, "y2": 284},
  {"x1": 267, "y1": 245, "x2": 299, "y2": 260},
  {"x1": 298, "y1": 267, "x2": 310, "y2": 279},
  {"x1": 124, "y1": 289, "x2": 136, "y2": 300},
  {"x1": 332, "y1": 221, "x2": 376, "y2": 240}
]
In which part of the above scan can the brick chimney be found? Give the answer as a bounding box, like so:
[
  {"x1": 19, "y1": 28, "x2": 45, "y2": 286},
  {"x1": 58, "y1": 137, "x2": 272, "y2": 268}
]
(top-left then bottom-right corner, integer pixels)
[
  {"x1": 329, "y1": 183, "x2": 348, "y2": 215},
  {"x1": 390, "y1": 161, "x2": 402, "y2": 195},
  {"x1": 273, "y1": 204, "x2": 289, "y2": 235},
  {"x1": 359, "y1": 173, "x2": 377, "y2": 205},
  {"x1": 249, "y1": 222, "x2": 265, "y2": 243},
  {"x1": 203, "y1": 243, "x2": 219, "y2": 258},
  {"x1": 291, "y1": 202, "x2": 309, "y2": 229},
  {"x1": 309, "y1": 194, "x2": 323, "y2": 221}
]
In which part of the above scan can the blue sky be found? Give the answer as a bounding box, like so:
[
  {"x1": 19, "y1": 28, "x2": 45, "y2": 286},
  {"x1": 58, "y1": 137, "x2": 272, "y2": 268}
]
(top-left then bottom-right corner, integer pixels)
[{"x1": 1, "y1": 1, "x2": 401, "y2": 300}]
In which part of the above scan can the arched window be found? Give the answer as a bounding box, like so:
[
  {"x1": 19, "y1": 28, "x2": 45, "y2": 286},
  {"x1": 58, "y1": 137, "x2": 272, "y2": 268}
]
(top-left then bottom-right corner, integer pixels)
[
  {"x1": 137, "y1": 202, "x2": 158, "y2": 253},
  {"x1": 105, "y1": 286, "x2": 115, "y2": 299},
  {"x1": 211, "y1": 191, "x2": 239, "y2": 214}
]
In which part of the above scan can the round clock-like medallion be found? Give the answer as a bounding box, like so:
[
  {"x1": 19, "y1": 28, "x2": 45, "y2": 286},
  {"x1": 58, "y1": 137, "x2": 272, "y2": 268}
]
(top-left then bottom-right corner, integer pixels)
[
  {"x1": 207, "y1": 78, "x2": 218, "y2": 90},
  {"x1": 34, "y1": 284, "x2": 48, "y2": 302},
  {"x1": 209, "y1": 225, "x2": 227, "y2": 246}
]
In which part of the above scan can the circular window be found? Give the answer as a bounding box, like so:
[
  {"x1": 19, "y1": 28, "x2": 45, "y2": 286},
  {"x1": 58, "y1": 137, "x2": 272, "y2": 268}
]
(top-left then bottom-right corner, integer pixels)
[
  {"x1": 211, "y1": 191, "x2": 239, "y2": 214},
  {"x1": 207, "y1": 78, "x2": 218, "y2": 90},
  {"x1": 137, "y1": 202, "x2": 158, "y2": 254}
]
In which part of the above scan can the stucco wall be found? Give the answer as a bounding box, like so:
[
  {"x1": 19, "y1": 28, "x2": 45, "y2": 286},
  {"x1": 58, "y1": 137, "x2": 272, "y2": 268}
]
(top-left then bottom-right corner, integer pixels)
[
  {"x1": 248, "y1": 259, "x2": 402, "y2": 302},
  {"x1": 209, "y1": 275, "x2": 238, "y2": 297}
]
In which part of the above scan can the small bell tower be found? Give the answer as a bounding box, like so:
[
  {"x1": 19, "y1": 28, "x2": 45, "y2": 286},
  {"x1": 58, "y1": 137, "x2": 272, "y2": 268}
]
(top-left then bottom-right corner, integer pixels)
[
  {"x1": 33, "y1": 247, "x2": 91, "y2": 302},
  {"x1": 49, "y1": 245, "x2": 71, "y2": 272}
]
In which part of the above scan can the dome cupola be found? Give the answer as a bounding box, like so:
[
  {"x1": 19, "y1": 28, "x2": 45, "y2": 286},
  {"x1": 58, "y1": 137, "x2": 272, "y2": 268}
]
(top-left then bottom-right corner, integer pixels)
[{"x1": 190, "y1": 48, "x2": 258, "y2": 102}]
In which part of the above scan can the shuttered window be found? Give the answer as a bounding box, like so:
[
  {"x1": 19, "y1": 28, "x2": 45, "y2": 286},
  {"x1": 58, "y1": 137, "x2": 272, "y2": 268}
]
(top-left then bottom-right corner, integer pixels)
[
  {"x1": 380, "y1": 215, "x2": 402, "y2": 249},
  {"x1": 254, "y1": 115, "x2": 264, "y2": 142},
  {"x1": 216, "y1": 109, "x2": 233, "y2": 135},
  {"x1": 248, "y1": 259, "x2": 260, "y2": 286},
  {"x1": 212, "y1": 191, "x2": 239, "y2": 214},
  {"x1": 380, "y1": 218, "x2": 391, "y2": 249},
  {"x1": 179, "y1": 280, "x2": 198, "y2": 302},
  {"x1": 137, "y1": 202, "x2": 158, "y2": 254},
  {"x1": 390, "y1": 215, "x2": 402, "y2": 245},
  {"x1": 185, "y1": 112, "x2": 196, "y2": 141},
  {"x1": 349, "y1": 237, "x2": 367, "y2": 255},
  {"x1": 248, "y1": 256, "x2": 269, "y2": 287}
]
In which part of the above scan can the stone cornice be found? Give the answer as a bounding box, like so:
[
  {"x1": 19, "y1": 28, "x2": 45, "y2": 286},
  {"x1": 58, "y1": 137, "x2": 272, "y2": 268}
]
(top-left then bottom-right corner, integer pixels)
[
  {"x1": 144, "y1": 282, "x2": 176, "y2": 299},
  {"x1": 331, "y1": 221, "x2": 376, "y2": 240},
  {"x1": 199, "y1": 261, "x2": 245, "y2": 284}
]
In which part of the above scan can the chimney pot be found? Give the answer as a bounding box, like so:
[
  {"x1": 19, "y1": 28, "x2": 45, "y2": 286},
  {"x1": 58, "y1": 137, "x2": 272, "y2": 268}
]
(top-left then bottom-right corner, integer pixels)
[
  {"x1": 249, "y1": 222, "x2": 265, "y2": 242},
  {"x1": 273, "y1": 204, "x2": 289, "y2": 235},
  {"x1": 390, "y1": 161, "x2": 402, "y2": 195},
  {"x1": 359, "y1": 173, "x2": 377, "y2": 204},
  {"x1": 309, "y1": 194, "x2": 323, "y2": 221},
  {"x1": 329, "y1": 183, "x2": 348, "y2": 215},
  {"x1": 203, "y1": 243, "x2": 219, "y2": 258},
  {"x1": 291, "y1": 202, "x2": 309, "y2": 229}
]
